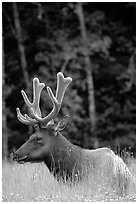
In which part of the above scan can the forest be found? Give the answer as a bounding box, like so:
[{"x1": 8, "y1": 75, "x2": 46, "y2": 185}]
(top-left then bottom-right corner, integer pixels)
[{"x1": 2, "y1": 2, "x2": 136, "y2": 159}]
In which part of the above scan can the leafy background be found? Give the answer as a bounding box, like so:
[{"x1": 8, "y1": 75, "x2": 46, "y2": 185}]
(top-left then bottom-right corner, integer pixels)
[{"x1": 2, "y1": 2, "x2": 136, "y2": 158}]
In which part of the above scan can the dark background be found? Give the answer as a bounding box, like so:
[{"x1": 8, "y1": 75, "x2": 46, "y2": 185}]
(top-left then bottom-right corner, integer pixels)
[{"x1": 2, "y1": 2, "x2": 136, "y2": 158}]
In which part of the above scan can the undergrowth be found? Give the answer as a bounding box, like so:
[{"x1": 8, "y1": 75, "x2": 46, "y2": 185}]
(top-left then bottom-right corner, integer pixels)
[{"x1": 2, "y1": 154, "x2": 136, "y2": 202}]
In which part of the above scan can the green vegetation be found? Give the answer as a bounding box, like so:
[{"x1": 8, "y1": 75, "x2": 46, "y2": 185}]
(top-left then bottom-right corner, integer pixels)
[
  {"x1": 3, "y1": 2, "x2": 136, "y2": 158},
  {"x1": 2, "y1": 156, "x2": 136, "y2": 202}
]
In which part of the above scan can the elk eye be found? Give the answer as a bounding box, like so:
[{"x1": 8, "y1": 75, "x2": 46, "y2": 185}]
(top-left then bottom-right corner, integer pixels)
[{"x1": 37, "y1": 136, "x2": 42, "y2": 142}]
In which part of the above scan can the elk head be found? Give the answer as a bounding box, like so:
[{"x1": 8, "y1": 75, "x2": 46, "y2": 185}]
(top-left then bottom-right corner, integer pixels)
[{"x1": 13, "y1": 72, "x2": 72, "y2": 164}]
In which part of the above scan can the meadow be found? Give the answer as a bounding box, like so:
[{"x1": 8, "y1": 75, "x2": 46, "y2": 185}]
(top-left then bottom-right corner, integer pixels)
[{"x1": 2, "y1": 155, "x2": 136, "y2": 202}]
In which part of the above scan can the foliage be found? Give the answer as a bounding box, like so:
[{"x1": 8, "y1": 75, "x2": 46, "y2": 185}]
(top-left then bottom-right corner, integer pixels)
[
  {"x1": 2, "y1": 2, "x2": 136, "y2": 154},
  {"x1": 2, "y1": 158, "x2": 136, "y2": 201}
]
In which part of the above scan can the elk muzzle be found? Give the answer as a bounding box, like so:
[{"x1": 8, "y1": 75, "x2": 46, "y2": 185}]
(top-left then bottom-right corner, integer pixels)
[{"x1": 12, "y1": 152, "x2": 28, "y2": 163}]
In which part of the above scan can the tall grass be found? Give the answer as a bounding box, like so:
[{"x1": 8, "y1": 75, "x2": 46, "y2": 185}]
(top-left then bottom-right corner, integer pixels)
[{"x1": 2, "y1": 156, "x2": 136, "y2": 202}]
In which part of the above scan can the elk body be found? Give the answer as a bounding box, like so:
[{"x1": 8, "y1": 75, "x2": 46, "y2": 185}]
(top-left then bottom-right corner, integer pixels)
[{"x1": 13, "y1": 72, "x2": 135, "y2": 196}]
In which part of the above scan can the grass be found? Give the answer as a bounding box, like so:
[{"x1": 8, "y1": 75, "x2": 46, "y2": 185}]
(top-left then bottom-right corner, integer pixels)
[{"x1": 2, "y1": 156, "x2": 136, "y2": 202}]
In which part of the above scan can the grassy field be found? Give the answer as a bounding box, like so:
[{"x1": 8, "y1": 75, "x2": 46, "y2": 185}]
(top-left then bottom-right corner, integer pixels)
[{"x1": 2, "y1": 156, "x2": 136, "y2": 202}]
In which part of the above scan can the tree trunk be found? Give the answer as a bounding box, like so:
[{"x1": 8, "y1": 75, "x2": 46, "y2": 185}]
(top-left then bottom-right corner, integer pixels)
[
  {"x1": 12, "y1": 2, "x2": 30, "y2": 87},
  {"x1": 76, "y1": 3, "x2": 98, "y2": 148},
  {"x1": 13, "y1": 3, "x2": 32, "y2": 134},
  {"x1": 2, "y1": 39, "x2": 8, "y2": 159}
]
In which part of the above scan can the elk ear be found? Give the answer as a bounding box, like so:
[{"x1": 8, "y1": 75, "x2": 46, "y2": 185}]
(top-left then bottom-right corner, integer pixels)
[{"x1": 55, "y1": 115, "x2": 69, "y2": 132}]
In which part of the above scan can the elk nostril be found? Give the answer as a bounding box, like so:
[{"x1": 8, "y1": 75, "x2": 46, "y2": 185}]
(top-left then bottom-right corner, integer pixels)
[{"x1": 12, "y1": 153, "x2": 19, "y2": 161}]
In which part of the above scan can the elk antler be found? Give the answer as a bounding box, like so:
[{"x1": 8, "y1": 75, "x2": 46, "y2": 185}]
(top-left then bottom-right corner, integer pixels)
[
  {"x1": 31, "y1": 72, "x2": 72, "y2": 127},
  {"x1": 16, "y1": 78, "x2": 45, "y2": 126},
  {"x1": 16, "y1": 72, "x2": 72, "y2": 128}
]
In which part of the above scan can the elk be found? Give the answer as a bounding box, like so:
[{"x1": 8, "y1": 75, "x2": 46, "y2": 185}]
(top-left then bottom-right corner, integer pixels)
[{"x1": 13, "y1": 72, "x2": 135, "y2": 196}]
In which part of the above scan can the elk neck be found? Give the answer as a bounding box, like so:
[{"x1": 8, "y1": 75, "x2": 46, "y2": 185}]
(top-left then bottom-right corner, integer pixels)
[{"x1": 43, "y1": 131, "x2": 85, "y2": 181}]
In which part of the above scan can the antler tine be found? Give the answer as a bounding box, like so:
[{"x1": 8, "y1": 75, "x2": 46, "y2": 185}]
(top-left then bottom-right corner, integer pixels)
[
  {"x1": 16, "y1": 108, "x2": 31, "y2": 125},
  {"x1": 56, "y1": 72, "x2": 72, "y2": 106},
  {"x1": 22, "y1": 78, "x2": 45, "y2": 117},
  {"x1": 16, "y1": 78, "x2": 45, "y2": 125},
  {"x1": 31, "y1": 72, "x2": 72, "y2": 127},
  {"x1": 33, "y1": 78, "x2": 45, "y2": 117},
  {"x1": 16, "y1": 107, "x2": 37, "y2": 125}
]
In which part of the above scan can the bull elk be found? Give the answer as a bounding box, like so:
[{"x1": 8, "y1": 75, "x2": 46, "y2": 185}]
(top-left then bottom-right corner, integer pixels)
[{"x1": 13, "y1": 72, "x2": 135, "y2": 196}]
